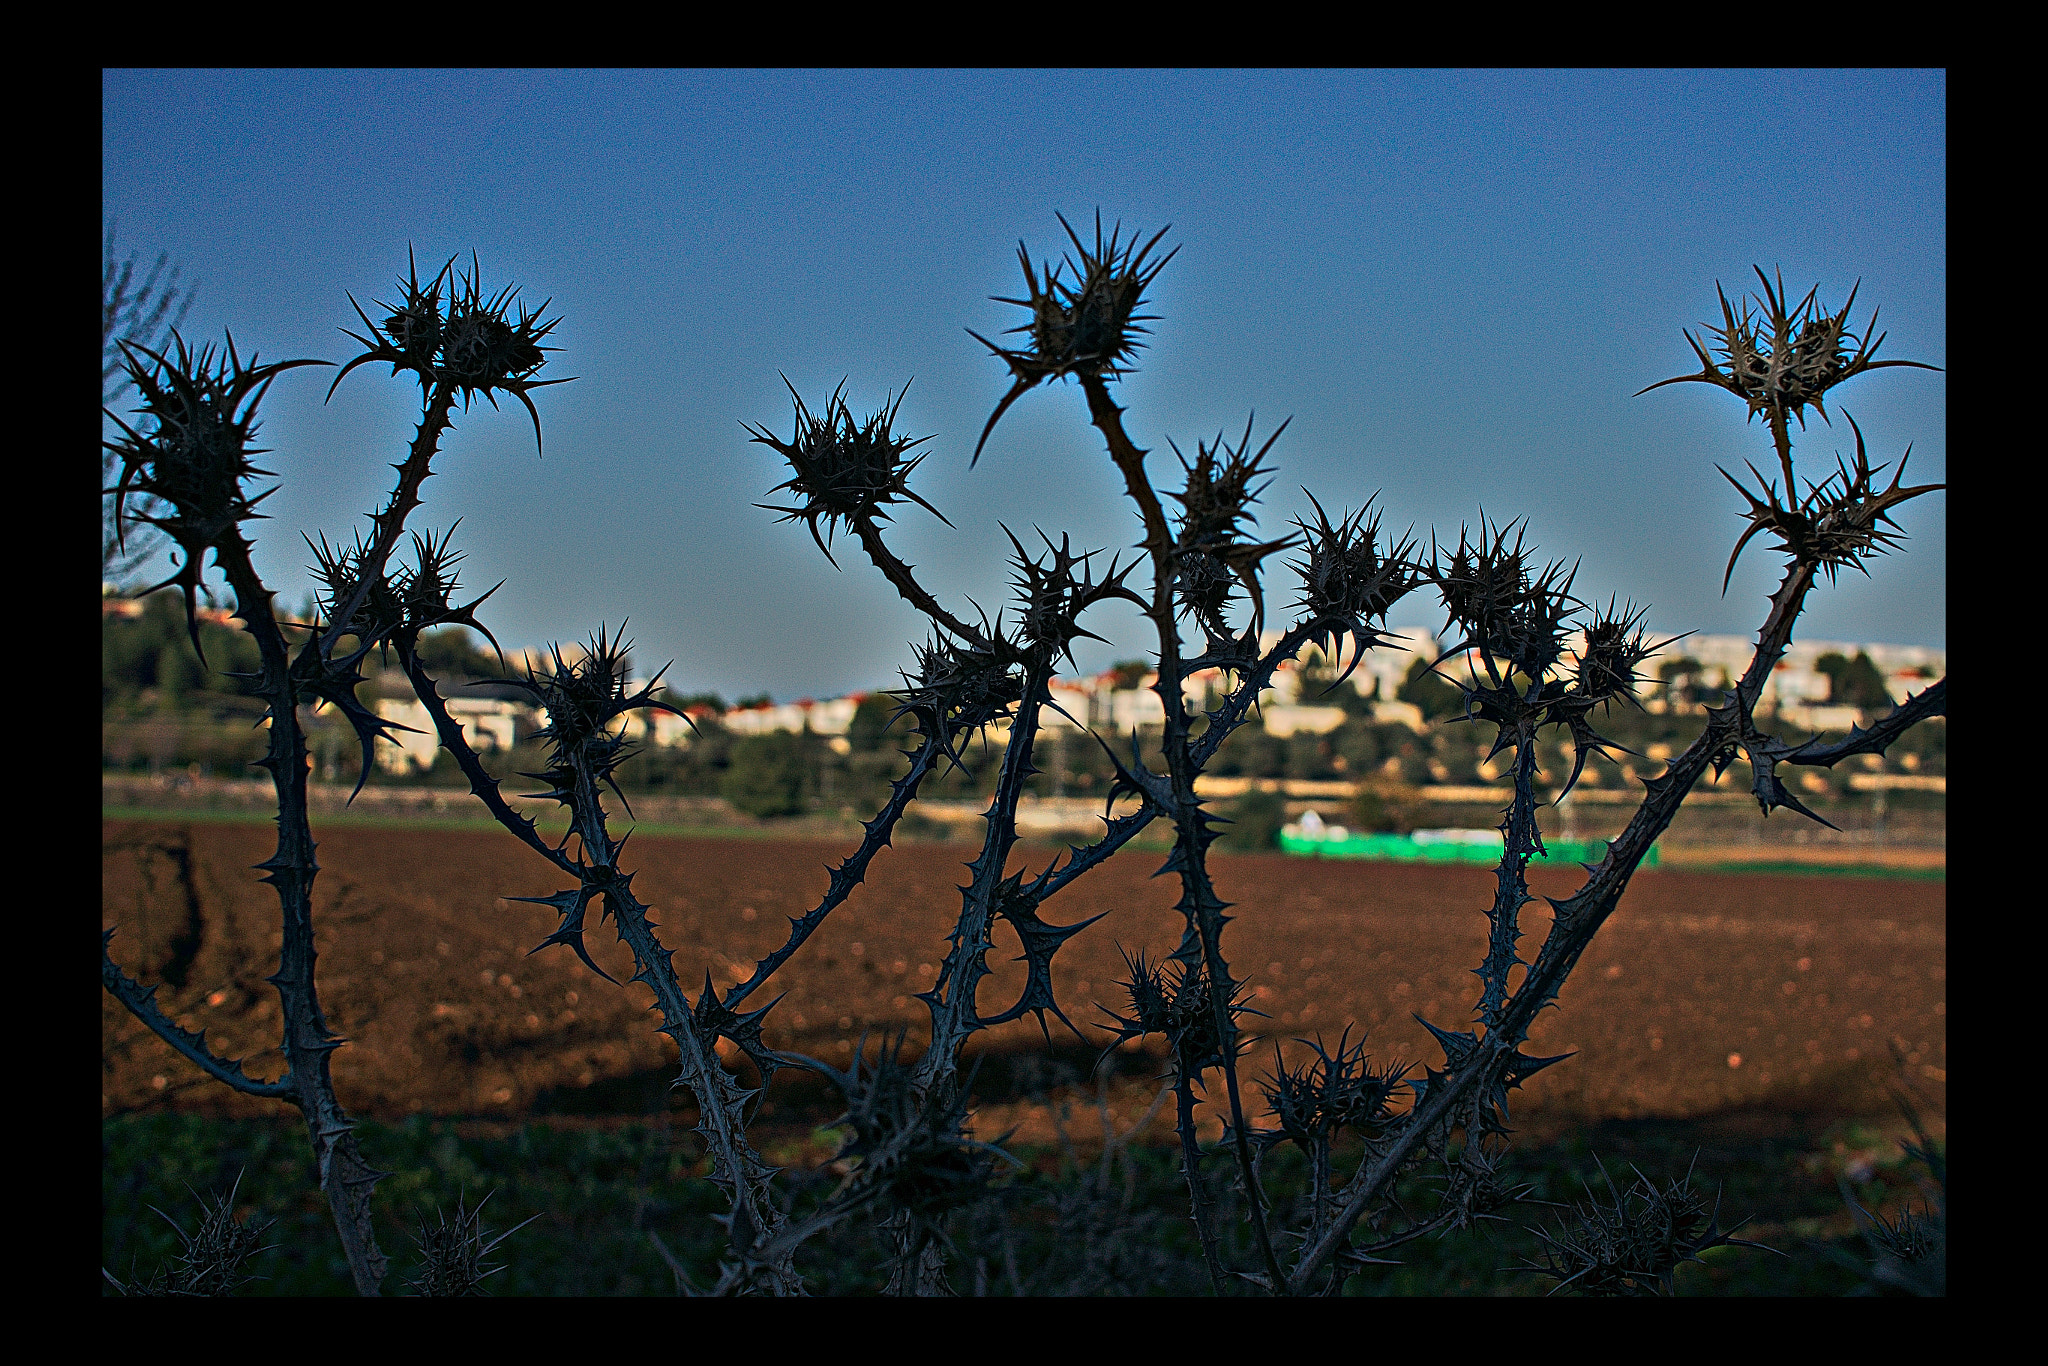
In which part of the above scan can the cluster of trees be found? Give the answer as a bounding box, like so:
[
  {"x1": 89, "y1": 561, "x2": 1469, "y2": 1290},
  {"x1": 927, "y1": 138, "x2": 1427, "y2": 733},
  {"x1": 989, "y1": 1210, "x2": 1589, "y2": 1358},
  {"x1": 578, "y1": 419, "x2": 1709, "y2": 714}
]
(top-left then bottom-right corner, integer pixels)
[{"x1": 103, "y1": 590, "x2": 260, "y2": 711}]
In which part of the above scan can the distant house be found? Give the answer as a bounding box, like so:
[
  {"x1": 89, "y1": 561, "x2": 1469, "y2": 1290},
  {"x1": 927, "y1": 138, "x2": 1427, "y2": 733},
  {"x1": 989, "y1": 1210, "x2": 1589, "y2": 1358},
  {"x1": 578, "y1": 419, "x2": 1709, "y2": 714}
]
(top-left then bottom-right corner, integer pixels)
[
  {"x1": 639, "y1": 704, "x2": 710, "y2": 748},
  {"x1": 718, "y1": 694, "x2": 862, "y2": 738},
  {"x1": 372, "y1": 693, "x2": 528, "y2": 773}
]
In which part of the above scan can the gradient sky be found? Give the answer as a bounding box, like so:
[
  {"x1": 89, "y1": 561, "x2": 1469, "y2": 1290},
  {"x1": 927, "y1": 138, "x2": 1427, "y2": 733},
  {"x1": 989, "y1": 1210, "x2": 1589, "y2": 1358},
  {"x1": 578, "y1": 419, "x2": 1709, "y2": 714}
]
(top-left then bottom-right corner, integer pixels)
[{"x1": 102, "y1": 70, "x2": 1946, "y2": 702}]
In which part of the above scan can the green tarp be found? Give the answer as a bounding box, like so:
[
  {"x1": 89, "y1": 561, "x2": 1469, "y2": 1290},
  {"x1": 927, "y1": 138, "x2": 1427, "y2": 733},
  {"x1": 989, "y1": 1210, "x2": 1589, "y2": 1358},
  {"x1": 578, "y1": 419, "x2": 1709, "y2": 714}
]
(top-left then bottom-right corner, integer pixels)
[{"x1": 1277, "y1": 830, "x2": 1658, "y2": 868}]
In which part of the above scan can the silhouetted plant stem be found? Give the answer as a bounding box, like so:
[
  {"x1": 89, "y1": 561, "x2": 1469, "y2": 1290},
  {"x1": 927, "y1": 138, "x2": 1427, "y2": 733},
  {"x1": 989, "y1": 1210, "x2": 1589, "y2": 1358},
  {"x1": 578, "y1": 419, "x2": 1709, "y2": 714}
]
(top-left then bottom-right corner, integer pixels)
[
  {"x1": 1478, "y1": 732, "x2": 1543, "y2": 1033},
  {"x1": 724, "y1": 733, "x2": 943, "y2": 1010},
  {"x1": 316, "y1": 384, "x2": 455, "y2": 664},
  {"x1": 220, "y1": 529, "x2": 391, "y2": 1296},
  {"x1": 1175, "y1": 1069, "x2": 1227, "y2": 1294},
  {"x1": 852, "y1": 514, "x2": 988, "y2": 648},
  {"x1": 1081, "y1": 371, "x2": 1287, "y2": 1291},
  {"x1": 917, "y1": 663, "x2": 1051, "y2": 1089}
]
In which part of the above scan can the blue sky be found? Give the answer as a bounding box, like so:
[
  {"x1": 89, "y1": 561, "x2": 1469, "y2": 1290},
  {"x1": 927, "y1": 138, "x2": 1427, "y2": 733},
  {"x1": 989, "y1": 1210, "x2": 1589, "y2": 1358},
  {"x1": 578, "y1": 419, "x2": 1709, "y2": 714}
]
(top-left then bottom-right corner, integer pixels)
[{"x1": 103, "y1": 70, "x2": 1945, "y2": 702}]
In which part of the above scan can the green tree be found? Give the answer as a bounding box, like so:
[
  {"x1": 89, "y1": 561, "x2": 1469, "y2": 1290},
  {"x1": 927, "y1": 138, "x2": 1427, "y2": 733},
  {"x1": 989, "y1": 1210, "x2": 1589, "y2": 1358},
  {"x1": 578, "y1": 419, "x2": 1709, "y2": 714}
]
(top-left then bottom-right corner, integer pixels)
[
  {"x1": 1106, "y1": 659, "x2": 1150, "y2": 690},
  {"x1": 1396, "y1": 655, "x2": 1463, "y2": 721},
  {"x1": 1222, "y1": 787, "x2": 1287, "y2": 851},
  {"x1": 846, "y1": 692, "x2": 911, "y2": 752},
  {"x1": 1349, "y1": 780, "x2": 1434, "y2": 834},
  {"x1": 411, "y1": 626, "x2": 506, "y2": 680},
  {"x1": 1298, "y1": 648, "x2": 1370, "y2": 714},
  {"x1": 720, "y1": 731, "x2": 819, "y2": 818},
  {"x1": 1816, "y1": 651, "x2": 1893, "y2": 710},
  {"x1": 102, "y1": 589, "x2": 261, "y2": 711}
]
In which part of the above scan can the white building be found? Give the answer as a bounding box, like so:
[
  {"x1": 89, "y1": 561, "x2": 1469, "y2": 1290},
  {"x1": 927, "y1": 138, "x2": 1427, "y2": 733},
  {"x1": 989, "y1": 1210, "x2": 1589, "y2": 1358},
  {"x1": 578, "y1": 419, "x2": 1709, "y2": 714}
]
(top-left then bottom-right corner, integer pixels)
[
  {"x1": 1257, "y1": 626, "x2": 1439, "y2": 705},
  {"x1": 372, "y1": 696, "x2": 526, "y2": 774},
  {"x1": 718, "y1": 694, "x2": 862, "y2": 738}
]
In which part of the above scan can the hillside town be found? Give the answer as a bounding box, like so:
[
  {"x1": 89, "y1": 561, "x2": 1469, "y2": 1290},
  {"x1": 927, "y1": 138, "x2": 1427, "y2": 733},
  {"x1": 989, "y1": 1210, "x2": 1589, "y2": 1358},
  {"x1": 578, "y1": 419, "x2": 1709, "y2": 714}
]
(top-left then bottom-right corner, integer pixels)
[
  {"x1": 354, "y1": 622, "x2": 1942, "y2": 776},
  {"x1": 103, "y1": 588, "x2": 1946, "y2": 841}
]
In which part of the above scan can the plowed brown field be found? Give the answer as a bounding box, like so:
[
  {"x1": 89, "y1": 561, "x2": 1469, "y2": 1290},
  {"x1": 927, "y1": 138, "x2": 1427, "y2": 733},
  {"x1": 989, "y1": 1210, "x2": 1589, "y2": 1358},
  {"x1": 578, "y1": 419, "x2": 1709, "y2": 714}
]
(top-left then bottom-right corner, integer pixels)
[{"x1": 103, "y1": 819, "x2": 1945, "y2": 1142}]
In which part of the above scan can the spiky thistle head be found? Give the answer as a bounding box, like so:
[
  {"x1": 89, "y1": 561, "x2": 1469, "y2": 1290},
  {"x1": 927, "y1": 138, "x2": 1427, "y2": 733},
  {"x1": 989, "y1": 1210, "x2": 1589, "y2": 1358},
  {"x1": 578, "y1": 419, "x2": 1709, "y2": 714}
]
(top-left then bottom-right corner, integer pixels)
[
  {"x1": 1290, "y1": 493, "x2": 1422, "y2": 687},
  {"x1": 892, "y1": 632, "x2": 1023, "y2": 769},
  {"x1": 1517, "y1": 597, "x2": 1681, "y2": 801},
  {"x1": 525, "y1": 627, "x2": 637, "y2": 753},
  {"x1": 1098, "y1": 949, "x2": 1257, "y2": 1084},
  {"x1": 306, "y1": 527, "x2": 403, "y2": 652},
  {"x1": 102, "y1": 332, "x2": 328, "y2": 654},
  {"x1": 1638, "y1": 267, "x2": 1940, "y2": 433},
  {"x1": 969, "y1": 212, "x2": 1178, "y2": 463},
  {"x1": 1572, "y1": 598, "x2": 1664, "y2": 708},
  {"x1": 105, "y1": 1170, "x2": 277, "y2": 1297},
  {"x1": 389, "y1": 523, "x2": 504, "y2": 647},
  {"x1": 1166, "y1": 418, "x2": 1299, "y2": 643},
  {"x1": 822, "y1": 1035, "x2": 1015, "y2": 1233},
  {"x1": 1003, "y1": 528, "x2": 1145, "y2": 670},
  {"x1": 747, "y1": 379, "x2": 947, "y2": 564},
  {"x1": 1719, "y1": 414, "x2": 1945, "y2": 591},
  {"x1": 1429, "y1": 517, "x2": 1579, "y2": 688},
  {"x1": 407, "y1": 1190, "x2": 537, "y2": 1297},
  {"x1": 1517, "y1": 1155, "x2": 1775, "y2": 1296},
  {"x1": 329, "y1": 249, "x2": 567, "y2": 453},
  {"x1": 1255, "y1": 1029, "x2": 1409, "y2": 1153},
  {"x1": 508, "y1": 626, "x2": 687, "y2": 861},
  {"x1": 1423, "y1": 524, "x2": 1680, "y2": 800}
]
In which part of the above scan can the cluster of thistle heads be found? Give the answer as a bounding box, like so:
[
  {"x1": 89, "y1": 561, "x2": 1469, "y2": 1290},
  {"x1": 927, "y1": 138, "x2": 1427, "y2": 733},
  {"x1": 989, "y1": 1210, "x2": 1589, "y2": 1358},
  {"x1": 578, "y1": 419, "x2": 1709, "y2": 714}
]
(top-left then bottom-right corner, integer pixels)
[
  {"x1": 1419, "y1": 518, "x2": 1672, "y2": 800},
  {"x1": 1633, "y1": 266, "x2": 1943, "y2": 593},
  {"x1": 1518, "y1": 1156, "x2": 1774, "y2": 1297},
  {"x1": 307, "y1": 525, "x2": 504, "y2": 671},
  {"x1": 100, "y1": 255, "x2": 587, "y2": 791},
  {"x1": 330, "y1": 249, "x2": 566, "y2": 449},
  {"x1": 99, "y1": 231, "x2": 1942, "y2": 1294},
  {"x1": 1167, "y1": 419, "x2": 1302, "y2": 650},
  {"x1": 818, "y1": 1034, "x2": 1016, "y2": 1238},
  {"x1": 753, "y1": 218, "x2": 1770, "y2": 818}
]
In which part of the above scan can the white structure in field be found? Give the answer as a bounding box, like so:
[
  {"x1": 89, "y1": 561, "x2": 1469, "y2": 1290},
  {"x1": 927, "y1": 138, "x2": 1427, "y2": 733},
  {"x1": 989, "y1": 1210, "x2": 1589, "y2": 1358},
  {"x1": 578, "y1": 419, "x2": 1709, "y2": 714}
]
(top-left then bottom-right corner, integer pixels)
[{"x1": 372, "y1": 696, "x2": 524, "y2": 773}]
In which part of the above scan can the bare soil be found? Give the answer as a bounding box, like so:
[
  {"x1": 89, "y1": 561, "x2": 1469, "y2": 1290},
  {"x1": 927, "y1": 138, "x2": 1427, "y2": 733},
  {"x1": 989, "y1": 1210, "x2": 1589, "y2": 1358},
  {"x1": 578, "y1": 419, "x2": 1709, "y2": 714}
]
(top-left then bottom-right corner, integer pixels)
[{"x1": 103, "y1": 819, "x2": 1945, "y2": 1147}]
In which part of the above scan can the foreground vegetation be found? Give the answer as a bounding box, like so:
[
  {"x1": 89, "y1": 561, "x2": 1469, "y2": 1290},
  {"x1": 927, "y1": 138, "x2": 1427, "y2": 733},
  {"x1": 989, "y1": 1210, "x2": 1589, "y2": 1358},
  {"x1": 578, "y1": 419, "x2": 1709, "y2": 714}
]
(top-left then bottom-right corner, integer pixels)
[{"x1": 102, "y1": 1102, "x2": 1938, "y2": 1296}]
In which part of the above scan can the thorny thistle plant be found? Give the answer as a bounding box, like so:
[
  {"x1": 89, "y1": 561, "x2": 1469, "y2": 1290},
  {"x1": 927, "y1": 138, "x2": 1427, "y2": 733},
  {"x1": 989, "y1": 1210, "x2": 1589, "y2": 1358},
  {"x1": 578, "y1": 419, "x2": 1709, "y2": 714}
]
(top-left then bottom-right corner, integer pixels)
[
  {"x1": 969, "y1": 212, "x2": 1177, "y2": 464},
  {"x1": 406, "y1": 1191, "x2": 540, "y2": 1297},
  {"x1": 1516, "y1": 1155, "x2": 1778, "y2": 1297},
  {"x1": 101, "y1": 253, "x2": 575, "y2": 1296},
  {"x1": 1824, "y1": 1066, "x2": 1946, "y2": 1297},
  {"x1": 104, "y1": 229, "x2": 1944, "y2": 1295},
  {"x1": 102, "y1": 1170, "x2": 276, "y2": 1297}
]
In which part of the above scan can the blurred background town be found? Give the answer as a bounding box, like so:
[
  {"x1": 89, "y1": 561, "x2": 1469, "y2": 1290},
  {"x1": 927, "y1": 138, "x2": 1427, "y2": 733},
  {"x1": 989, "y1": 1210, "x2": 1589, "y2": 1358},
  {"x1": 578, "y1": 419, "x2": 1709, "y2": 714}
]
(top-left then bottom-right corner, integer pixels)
[{"x1": 103, "y1": 585, "x2": 1945, "y2": 857}]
